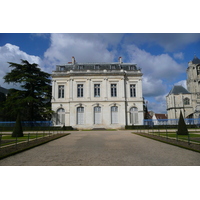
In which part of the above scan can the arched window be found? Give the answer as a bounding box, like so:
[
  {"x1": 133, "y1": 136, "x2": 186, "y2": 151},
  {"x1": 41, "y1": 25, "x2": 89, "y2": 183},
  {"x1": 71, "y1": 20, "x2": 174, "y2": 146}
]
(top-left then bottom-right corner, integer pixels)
[
  {"x1": 183, "y1": 97, "x2": 190, "y2": 105},
  {"x1": 130, "y1": 107, "x2": 138, "y2": 125},
  {"x1": 77, "y1": 107, "x2": 84, "y2": 125},
  {"x1": 56, "y1": 108, "x2": 65, "y2": 125},
  {"x1": 111, "y1": 106, "x2": 118, "y2": 124},
  {"x1": 94, "y1": 106, "x2": 102, "y2": 124}
]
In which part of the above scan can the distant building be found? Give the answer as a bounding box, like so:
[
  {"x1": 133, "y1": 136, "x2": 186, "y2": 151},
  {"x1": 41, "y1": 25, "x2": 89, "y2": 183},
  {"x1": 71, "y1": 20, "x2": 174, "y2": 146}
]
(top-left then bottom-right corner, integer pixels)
[
  {"x1": 147, "y1": 111, "x2": 167, "y2": 125},
  {"x1": 166, "y1": 85, "x2": 193, "y2": 119},
  {"x1": 51, "y1": 56, "x2": 144, "y2": 129},
  {"x1": 167, "y1": 55, "x2": 200, "y2": 119},
  {"x1": 187, "y1": 55, "x2": 200, "y2": 118}
]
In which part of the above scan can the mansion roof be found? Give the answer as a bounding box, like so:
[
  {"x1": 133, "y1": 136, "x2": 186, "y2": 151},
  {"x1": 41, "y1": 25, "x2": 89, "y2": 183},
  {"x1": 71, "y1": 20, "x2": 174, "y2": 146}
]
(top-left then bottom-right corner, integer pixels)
[{"x1": 53, "y1": 57, "x2": 140, "y2": 73}]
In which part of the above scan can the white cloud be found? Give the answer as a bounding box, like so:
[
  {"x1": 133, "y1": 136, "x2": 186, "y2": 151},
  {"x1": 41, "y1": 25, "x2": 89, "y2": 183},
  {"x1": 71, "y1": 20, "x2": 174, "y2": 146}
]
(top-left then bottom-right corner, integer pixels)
[
  {"x1": 142, "y1": 76, "x2": 167, "y2": 97},
  {"x1": 173, "y1": 52, "x2": 184, "y2": 60},
  {"x1": 148, "y1": 101, "x2": 167, "y2": 114},
  {"x1": 124, "y1": 33, "x2": 200, "y2": 52},
  {"x1": 174, "y1": 80, "x2": 187, "y2": 89},
  {"x1": 127, "y1": 44, "x2": 184, "y2": 80},
  {"x1": 43, "y1": 33, "x2": 117, "y2": 68},
  {"x1": 0, "y1": 43, "x2": 42, "y2": 88}
]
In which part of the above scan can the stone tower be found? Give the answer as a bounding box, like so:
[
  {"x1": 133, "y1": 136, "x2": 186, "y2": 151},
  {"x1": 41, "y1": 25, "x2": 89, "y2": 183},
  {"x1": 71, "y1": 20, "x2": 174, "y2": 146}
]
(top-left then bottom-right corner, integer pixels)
[{"x1": 186, "y1": 55, "x2": 200, "y2": 118}]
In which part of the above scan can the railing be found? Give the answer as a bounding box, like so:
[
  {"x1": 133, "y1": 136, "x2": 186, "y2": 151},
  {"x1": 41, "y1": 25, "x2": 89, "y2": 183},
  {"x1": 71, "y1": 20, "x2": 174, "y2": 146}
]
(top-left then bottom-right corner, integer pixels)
[
  {"x1": 144, "y1": 118, "x2": 200, "y2": 126},
  {"x1": 0, "y1": 121, "x2": 52, "y2": 127}
]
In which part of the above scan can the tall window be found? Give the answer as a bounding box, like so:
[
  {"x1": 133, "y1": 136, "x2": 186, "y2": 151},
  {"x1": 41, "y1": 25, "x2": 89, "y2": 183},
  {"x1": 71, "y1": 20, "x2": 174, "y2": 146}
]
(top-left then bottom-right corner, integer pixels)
[
  {"x1": 111, "y1": 106, "x2": 118, "y2": 124},
  {"x1": 77, "y1": 84, "x2": 83, "y2": 97},
  {"x1": 56, "y1": 108, "x2": 65, "y2": 125},
  {"x1": 58, "y1": 85, "x2": 64, "y2": 98},
  {"x1": 130, "y1": 107, "x2": 138, "y2": 125},
  {"x1": 77, "y1": 107, "x2": 84, "y2": 124},
  {"x1": 130, "y1": 84, "x2": 136, "y2": 97},
  {"x1": 111, "y1": 84, "x2": 117, "y2": 97},
  {"x1": 183, "y1": 97, "x2": 190, "y2": 105},
  {"x1": 94, "y1": 84, "x2": 100, "y2": 97},
  {"x1": 94, "y1": 106, "x2": 101, "y2": 124}
]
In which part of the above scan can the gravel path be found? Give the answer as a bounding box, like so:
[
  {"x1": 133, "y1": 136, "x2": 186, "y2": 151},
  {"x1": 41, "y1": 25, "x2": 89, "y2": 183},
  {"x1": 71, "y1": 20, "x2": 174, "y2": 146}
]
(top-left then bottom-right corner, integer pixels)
[{"x1": 0, "y1": 130, "x2": 200, "y2": 166}]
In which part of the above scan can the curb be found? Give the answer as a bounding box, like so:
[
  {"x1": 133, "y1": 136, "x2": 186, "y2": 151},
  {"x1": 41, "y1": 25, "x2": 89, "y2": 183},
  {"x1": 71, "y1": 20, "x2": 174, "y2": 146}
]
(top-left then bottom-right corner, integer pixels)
[
  {"x1": 133, "y1": 132, "x2": 200, "y2": 153},
  {"x1": 0, "y1": 133, "x2": 70, "y2": 160}
]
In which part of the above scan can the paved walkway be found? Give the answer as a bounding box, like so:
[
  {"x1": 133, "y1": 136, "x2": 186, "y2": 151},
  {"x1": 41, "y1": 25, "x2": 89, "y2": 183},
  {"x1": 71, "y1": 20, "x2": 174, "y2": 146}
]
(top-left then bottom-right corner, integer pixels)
[{"x1": 0, "y1": 130, "x2": 199, "y2": 166}]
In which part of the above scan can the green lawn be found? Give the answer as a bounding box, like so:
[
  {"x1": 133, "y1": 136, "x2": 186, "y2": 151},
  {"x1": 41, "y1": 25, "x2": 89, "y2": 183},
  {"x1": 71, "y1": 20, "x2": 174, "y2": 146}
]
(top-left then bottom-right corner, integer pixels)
[
  {"x1": 152, "y1": 132, "x2": 200, "y2": 143},
  {"x1": 0, "y1": 133, "x2": 52, "y2": 147}
]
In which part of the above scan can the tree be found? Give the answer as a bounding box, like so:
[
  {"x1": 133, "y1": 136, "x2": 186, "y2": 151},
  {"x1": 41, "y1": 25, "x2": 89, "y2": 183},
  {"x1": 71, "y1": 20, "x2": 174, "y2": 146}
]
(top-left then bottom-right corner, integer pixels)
[
  {"x1": 177, "y1": 111, "x2": 189, "y2": 135},
  {"x1": 12, "y1": 113, "x2": 23, "y2": 137},
  {"x1": 3, "y1": 59, "x2": 52, "y2": 121}
]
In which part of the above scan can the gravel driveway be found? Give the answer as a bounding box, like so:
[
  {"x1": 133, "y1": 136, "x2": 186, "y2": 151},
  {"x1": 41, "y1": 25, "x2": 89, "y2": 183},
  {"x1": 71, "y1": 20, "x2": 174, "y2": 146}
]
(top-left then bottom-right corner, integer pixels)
[{"x1": 0, "y1": 130, "x2": 199, "y2": 166}]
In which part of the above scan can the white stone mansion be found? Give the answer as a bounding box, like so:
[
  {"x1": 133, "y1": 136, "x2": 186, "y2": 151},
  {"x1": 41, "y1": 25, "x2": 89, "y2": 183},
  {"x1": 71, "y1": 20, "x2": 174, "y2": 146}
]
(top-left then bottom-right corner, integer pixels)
[{"x1": 51, "y1": 57, "x2": 144, "y2": 129}]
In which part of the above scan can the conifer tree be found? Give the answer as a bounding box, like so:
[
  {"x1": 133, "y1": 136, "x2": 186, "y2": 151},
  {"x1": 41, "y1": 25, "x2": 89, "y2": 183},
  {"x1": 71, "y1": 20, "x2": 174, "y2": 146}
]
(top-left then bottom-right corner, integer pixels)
[
  {"x1": 12, "y1": 113, "x2": 23, "y2": 137},
  {"x1": 177, "y1": 111, "x2": 188, "y2": 135},
  {"x1": 3, "y1": 59, "x2": 52, "y2": 121}
]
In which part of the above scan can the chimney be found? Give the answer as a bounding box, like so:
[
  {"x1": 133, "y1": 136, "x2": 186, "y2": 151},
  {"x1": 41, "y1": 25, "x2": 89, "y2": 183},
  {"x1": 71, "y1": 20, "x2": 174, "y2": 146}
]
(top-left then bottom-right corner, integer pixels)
[
  {"x1": 118, "y1": 57, "x2": 122, "y2": 64},
  {"x1": 72, "y1": 56, "x2": 76, "y2": 64}
]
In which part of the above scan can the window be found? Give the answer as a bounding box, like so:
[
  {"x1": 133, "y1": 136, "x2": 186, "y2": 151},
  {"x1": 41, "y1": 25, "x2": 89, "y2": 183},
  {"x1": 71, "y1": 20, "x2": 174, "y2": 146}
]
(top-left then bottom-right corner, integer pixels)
[
  {"x1": 197, "y1": 65, "x2": 200, "y2": 75},
  {"x1": 183, "y1": 97, "x2": 190, "y2": 105},
  {"x1": 94, "y1": 84, "x2": 100, "y2": 97},
  {"x1": 58, "y1": 85, "x2": 64, "y2": 98},
  {"x1": 59, "y1": 66, "x2": 65, "y2": 71},
  {"x1": 111, "y1": 84, "x2": 117, "y2": 97},
  {"x1": 130, "y1": 107, "x2": 138, "y2": 125},
  {"x1": 94, "y1": 65, "x2": 100, "y2": 70},
  {"x1": 77, "y1": 84, "x2": 83, "y2": 97},
  {"x1": 78, "y1": 65, "x2": 84, "y2": 70},
  {"x1": 94, "y1": 106, "x2": 102, "y2": 124},
  {"x1": 130, "y1": 84, "x2": 136, "y2": 97},
  {"x1": 129, "y1": 66, "x2": 136, "y2": 70},
  {"x1": 111, "y1": 106, "x2": 118, "y2": 124},
  {"x1": 77, "y1": 107, "x2": 84, "y2": 125},
  {"x1": 56, "y1": 108, "x2": 65, "y2": 125},
  {"x1": 111, "y1": 65, "x2": 116, "y2": 70}
]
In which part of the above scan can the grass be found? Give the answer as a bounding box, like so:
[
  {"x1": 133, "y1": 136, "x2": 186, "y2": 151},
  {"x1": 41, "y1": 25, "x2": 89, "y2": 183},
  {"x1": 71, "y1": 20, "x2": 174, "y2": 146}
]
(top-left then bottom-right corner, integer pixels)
[
  {"x1": 0, "y1": 133, "x2": 53, "y2": 147},
  {"x1": 150, "y1": 132, "x2": 200, "y2": 144}
]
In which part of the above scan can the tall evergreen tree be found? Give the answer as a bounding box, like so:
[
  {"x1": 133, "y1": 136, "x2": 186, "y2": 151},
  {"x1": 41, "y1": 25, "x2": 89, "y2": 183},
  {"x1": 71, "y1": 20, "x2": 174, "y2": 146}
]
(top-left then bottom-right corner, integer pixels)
[
  {"x1": 177, "y1": 111, "x2": 189, "y2": 135},
  {"x1": 3, "y1": 59, "x2": 52, "y2": 121}
]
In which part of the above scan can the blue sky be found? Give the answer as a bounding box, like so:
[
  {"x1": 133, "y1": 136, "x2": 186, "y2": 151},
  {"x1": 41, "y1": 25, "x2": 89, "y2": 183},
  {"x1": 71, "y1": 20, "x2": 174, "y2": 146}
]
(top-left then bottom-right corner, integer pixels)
[{"x1": 0, "y1": 33, "x2": 200, "y2": 113}]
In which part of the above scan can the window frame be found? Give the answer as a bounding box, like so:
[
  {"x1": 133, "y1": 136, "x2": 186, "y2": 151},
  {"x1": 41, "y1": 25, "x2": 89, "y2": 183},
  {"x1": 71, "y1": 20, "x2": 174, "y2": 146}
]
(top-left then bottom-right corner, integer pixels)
[
  {"x1": 77, "y1": 84, "x2": 84, "y2": 97},
  {"x1": 58, "y1": 85, "x2": 65, "y2": 98},
  {"x1": 111, "y1": 83, "x2": 117, "y2": 97},
  {"x1": 94, "y1": 84, "x2": 101, "y2": 97},
  {"x1": 130, "y1": 84, "x2": 136, "y2": 97}
]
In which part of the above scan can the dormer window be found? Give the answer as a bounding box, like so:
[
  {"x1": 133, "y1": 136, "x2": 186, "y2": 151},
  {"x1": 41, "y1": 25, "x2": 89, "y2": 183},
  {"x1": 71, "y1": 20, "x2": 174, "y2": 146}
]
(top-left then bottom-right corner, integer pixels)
[
  {"x1": 94, "y1": 65, "x2": 100, "y2": 70},
  {"x1": 111, "y1": 65, "x2": 116, "y2": 70},
  {"x1": 78, "y1": 65, "x2": 84, "y2": 70},
  {"x1": 60, "y1": 66, "x2": 65, "y2": 71},
  {"x1": 129, "y1": 65, "x2": 136, "y2": 70}
]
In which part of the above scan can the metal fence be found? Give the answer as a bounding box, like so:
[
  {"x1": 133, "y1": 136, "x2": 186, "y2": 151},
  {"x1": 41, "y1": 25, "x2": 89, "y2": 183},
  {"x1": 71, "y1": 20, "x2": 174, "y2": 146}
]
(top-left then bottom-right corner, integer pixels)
[
  {"x1": 144, "y1": 118, "x2": 200, "y2": 126},
  {"x1": 0, "y1": 121, "x2": 52, "y2": 127}
]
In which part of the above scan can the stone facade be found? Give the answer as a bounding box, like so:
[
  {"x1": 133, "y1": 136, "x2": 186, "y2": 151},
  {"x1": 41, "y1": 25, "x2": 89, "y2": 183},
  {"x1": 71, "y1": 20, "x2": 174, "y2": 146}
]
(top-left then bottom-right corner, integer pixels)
[
  {"x1": 186, "y1": 55, "x2": 200, "y2": 118},
  {"x1": 51, "y1": 57, "x2": 144, "y2": 129},
  {"x1": 166, "y1": 85, "x2": 193, "y2": 119},
  {"x1": 166, "y1": 55, "x2": 200, "y2": 119}
]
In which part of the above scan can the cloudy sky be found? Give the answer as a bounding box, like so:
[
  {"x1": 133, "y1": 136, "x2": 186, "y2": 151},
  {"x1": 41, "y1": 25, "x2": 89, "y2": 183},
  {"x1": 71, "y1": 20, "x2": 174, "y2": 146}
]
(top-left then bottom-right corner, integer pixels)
[{"x1": 0, "y1": 33, "x2": 200, "y2": 113}]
